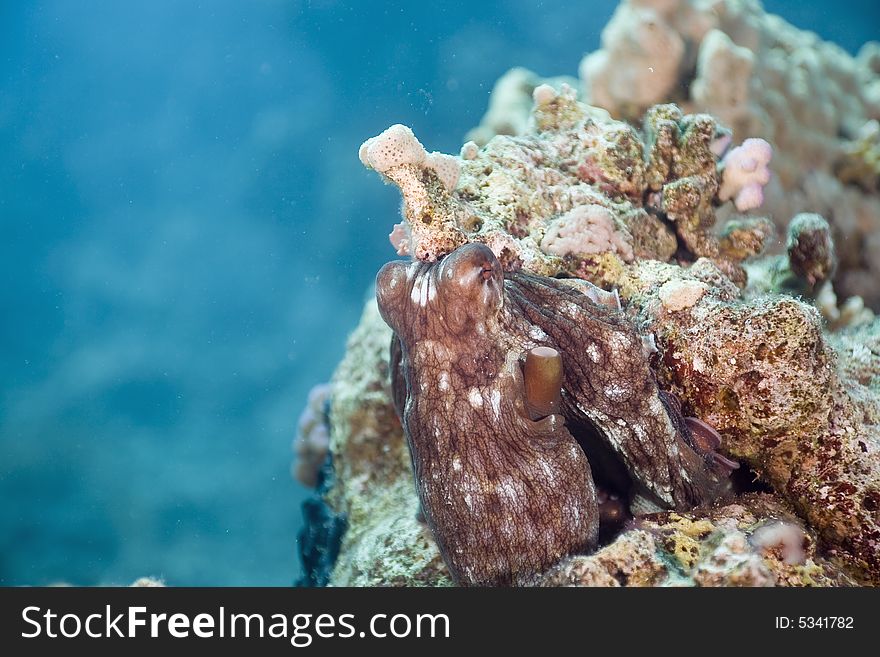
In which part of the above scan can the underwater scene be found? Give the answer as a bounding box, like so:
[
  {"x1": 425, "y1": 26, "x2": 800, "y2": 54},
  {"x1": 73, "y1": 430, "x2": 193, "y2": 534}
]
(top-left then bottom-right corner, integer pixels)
[{"x1": 2, "y1": 0, "x2": 879, "y2": 587}]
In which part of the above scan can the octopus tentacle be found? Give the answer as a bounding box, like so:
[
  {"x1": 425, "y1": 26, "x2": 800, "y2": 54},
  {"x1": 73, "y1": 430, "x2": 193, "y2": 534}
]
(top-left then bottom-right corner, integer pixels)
[
  {"x1": 522, "y1": 346, "x2": 563, "y2": 421},
  {"x1": 375, "y1": 243, "x2": 731, "y2": 586}
]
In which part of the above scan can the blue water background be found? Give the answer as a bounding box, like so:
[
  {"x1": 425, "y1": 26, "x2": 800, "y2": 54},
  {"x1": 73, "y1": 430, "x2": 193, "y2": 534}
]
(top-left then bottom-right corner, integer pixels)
[{"x1": 0, "y1": 1, "x2": 876, "y2": 585}]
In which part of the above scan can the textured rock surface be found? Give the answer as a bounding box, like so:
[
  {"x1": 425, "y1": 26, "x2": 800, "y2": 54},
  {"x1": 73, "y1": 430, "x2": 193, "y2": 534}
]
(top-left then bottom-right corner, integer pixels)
[
  {"x1": 322, "y1": 301, "x2": 451, "y2": 587},
  {"x1": 361, "y1": 87, "x2": 768, "y2": 291},
  {"x1": 626, "y1": 264, "x2": 880, "y2": 583},
  {"x1": 294, "y1": 0, "x2": 880, "y2": 587},
  {"x1": 540, "y1": 496, "x2": 853, "y2": 587},
  {"x1": 470, "y1": 0, "x2": 880, "y2": 307}
]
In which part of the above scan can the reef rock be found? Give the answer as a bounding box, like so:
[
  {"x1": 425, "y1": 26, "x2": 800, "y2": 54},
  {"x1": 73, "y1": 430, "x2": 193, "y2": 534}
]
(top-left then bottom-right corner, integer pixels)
[
  {"x1": 294, "y1": 1, "x2": 880, "y2": 587},
  {"x1": 540, "y1": 497, "x2": 853, "y2": 587},
  {"x1": 470, "y1": 0, "x2": 880, "y2": 308},
  {"x1": 360, "y1": 85, "x2": 768, "y2": 289},
  {"x1": 299, "y1": 295, "x2": 865, "y2": 586}
]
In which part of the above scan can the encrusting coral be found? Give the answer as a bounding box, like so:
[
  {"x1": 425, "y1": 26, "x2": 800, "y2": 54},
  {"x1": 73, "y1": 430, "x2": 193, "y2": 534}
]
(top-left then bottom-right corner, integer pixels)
[
  {"x1": 622, "y1": 262, "x2": 880, "y2": 583},
  {"x1": 361, "y1": 84, "x2": 770, "y2": 288},
  {"x1": 294, "y1": 1, "x2": 880, "y2": 588},
  {"x1": 540, "y1": 496, "x2": 854, "y2": 587}
]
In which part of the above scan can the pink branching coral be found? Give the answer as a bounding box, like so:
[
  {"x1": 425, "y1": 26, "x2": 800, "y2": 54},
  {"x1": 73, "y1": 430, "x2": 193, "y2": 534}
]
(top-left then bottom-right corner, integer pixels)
[
  {"x1": 718, "y1": 137, "x2": 773, "y2": 211},
  {"x1": 388, "y1": 221, "x2": 412, "y2": 256}
]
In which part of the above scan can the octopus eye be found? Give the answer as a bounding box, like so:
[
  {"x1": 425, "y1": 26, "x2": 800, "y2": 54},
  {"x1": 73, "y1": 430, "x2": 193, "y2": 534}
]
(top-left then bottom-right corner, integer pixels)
[
  {"x1": 434, "y1": 244, "x2": 505, "y2": 329},
  {"x1": 439, "y1": 243, "x2": 502, "y2": 290},
  {"x1": 375, "y1": 260, "x2": 410, "y2": 331}
]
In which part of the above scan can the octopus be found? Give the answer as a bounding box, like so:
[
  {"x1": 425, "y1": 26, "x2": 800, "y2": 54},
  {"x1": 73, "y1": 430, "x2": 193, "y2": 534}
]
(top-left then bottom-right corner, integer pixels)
[{"x1": 375, "y1": 243, "x2": 732, "y2": 586}]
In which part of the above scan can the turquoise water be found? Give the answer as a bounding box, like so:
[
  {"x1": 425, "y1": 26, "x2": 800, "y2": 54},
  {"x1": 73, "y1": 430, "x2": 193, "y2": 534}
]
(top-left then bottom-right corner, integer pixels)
[{"x1": 0, "y1": 1, "x2": 876, "y2": 586}]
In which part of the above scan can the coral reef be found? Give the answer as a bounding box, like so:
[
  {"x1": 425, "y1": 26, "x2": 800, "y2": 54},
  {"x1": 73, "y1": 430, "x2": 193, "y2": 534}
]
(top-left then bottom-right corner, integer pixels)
[
  {"x1": 464, "y1": 68, "x2": 583, "y2": 147},
  {"x1": 360, "y1": 86, "x2": 770, "y2": 288},
  {"x1": 741, "y1": 212, "x2": 873, "y2": 330},
  {"x1": 784, "y1": 213, "x2": 836, "y2": 292},
  {"x1": 621, "y1": 262, "x2": 880, "y2": 583},
  {"x1": 294, "y1": 1, "x2": 880, "y2": 587},
  {"x1": 303, "y1": 265, "x2": 880, "y2": 584},
  {"x1": 541, "y1": 496, "x2": 853, "y2": 587},
  {"x1": 540, "y1": 204, "x2": 634, "y2": 261},
  {"x1": 299, "y1": 295, "x2": 862, "y2": 587},
  {"x1": 470, "y1": 0, "x2": 880, "y2": 307},
  {"x1": 130, "y1": 577, "x2": 165, "y2": 587}
]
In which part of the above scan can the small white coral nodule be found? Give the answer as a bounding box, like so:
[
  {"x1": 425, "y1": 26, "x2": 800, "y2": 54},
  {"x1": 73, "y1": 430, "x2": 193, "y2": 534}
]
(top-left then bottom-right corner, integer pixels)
[
  {"x1": 459, "y1": 140, "x2": 480, "y2": 160},
  {"x1": 750, "y1": 521, "x2": 808, "y2": 566},
  {"x1": 532, "y1": 83, "x2": 558, "y2": 106},
  {"x1": 658, "y1": 279, "x2": 709, "y2": 312},
  {"x1": 719, "y1": 138, "x2": 773, "y2": 212}
]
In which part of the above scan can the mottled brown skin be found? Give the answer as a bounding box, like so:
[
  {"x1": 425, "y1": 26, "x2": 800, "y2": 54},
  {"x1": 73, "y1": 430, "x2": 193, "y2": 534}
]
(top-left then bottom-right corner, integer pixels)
[{"x1": 376, "y1": 243, "x2": 728, "y2": 586}]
